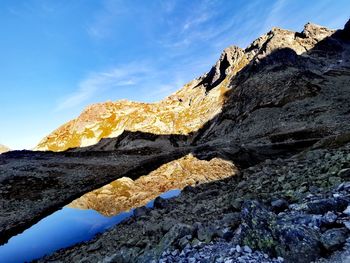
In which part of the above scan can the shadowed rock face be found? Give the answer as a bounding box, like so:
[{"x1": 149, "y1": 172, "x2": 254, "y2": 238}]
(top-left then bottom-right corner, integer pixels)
[{"x1": 194, "y1": 22, "x2": 350, "y2": 146}]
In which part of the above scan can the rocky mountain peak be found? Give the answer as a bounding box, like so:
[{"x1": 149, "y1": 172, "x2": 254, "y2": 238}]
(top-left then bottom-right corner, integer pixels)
[
  {"x1": 302, "y1": 22, "x2": 335, "y2": 40},
  {"x1": 36, "y1": 20, "x2": 349, "y2": 152},
  {"x1": 196, "y1": 45, "x2": 246, "y2": 90}
]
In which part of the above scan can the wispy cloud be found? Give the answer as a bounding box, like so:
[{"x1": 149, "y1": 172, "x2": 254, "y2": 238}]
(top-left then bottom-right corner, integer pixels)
[
  {"x1": 86, "y1": 0, "x2": 125, "y2": 39},
  {"x1": 158, "y1": 0, "x2": 263, "y2": 50},
  {"x1": 56, "y1": 63, "x2": 150, "y2": 111}
]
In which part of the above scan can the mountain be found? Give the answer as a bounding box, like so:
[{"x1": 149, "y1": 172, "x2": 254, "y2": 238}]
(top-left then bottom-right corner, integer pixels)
[
  {"x1": 35, "y1": 78, "x2": 228, "y2": 151},
  {"x1": 36, "y1": 21, "x2": 349, "y2": 153},
  {"x1": 35, "y1": 46, "x2": 249, "y2": 151},
  {"x1": 0, "y1": 144, "x2": 10, "y2": 154},
  {"x1": 1, "y1": 20, "x2": 350, "y2": 263}
]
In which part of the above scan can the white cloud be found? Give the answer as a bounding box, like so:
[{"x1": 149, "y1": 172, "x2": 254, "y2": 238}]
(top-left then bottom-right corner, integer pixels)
[{"x1": 56, "y1": 64, "x2": 150, "y2": 111}]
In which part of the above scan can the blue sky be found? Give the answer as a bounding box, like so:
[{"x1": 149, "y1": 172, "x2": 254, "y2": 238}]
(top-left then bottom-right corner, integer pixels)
[{"x1": 0, "y1": 0, "x2": 349, "y2": 150}]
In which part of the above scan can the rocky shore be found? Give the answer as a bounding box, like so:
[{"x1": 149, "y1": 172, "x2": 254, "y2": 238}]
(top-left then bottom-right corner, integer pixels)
[{"x1": 39, "y1": 140, "x2": 350, "y2": 262}]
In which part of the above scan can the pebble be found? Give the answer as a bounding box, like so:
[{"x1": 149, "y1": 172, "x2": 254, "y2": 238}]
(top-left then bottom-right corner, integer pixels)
[
  {"x1": 323, "y1": 211, "x2": 337, "y2": 224},
  {"x1": 243, "y1": 245, "x2": 252, "y2": 254},
  {"x1": 343, "y1": 221, "x2": 350, "y2": 230},
  {"x1": 343, "y1": 206, "x2": 350, "y2": 216},
  {"x1": 236, "y1": 245, "x2": 242, "y2": 253}
]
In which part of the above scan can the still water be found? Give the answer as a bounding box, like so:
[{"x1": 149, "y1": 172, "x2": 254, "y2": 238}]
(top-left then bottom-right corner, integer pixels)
[{"x1": 0, "y1": 189, "x2": 181, "y2": 263}]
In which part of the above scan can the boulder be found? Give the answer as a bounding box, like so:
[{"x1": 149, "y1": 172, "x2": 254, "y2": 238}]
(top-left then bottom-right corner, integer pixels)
[
  {"x1": 321, "y1": 228, "x2": 348, "y2": 251},
  {"x1": 306, "y1": 197, "x2": 348, "y2": 214},
  {"x1": 240, "y1": 200, "x2": 321, "y2": 263}
]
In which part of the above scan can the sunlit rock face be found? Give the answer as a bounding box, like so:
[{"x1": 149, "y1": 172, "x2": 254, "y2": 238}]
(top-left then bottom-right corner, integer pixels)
[
  {"x1": 68, "y1": 154, "x2": 237, "y2": 216},
  {"x1": 35, "y1": 82, "x2": 227, "y2": 151},
  {"x1": 35, "y1": 47, "x2": 249, "y2": 152},
  {"x1": 36, "y1": 23, "x2": 335, "y2": 152},
  {"x1": 0, "y1": 144, "x2": 10, "y2": 154}
]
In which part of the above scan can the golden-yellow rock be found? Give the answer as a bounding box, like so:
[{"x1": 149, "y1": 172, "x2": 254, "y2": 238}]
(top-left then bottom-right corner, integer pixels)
[
  {"x1": 68, "y1": 154, "x2": 238, "y2": 216},
  {"x1": 0, "y1": 144, "x2": 10, "y2": 154}
]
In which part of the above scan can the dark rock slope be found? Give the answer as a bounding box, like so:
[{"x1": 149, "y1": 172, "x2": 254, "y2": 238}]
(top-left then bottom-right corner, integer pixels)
[
  {"x1": 0, "y1": 20, "x2": 350, "y2": 262},
  {"x1": 40, "y1": 138, "x2": 350, "y2": 262}
]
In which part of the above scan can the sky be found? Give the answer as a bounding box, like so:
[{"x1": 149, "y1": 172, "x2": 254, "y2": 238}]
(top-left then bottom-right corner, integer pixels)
[{"x1": 0, "y1": 0, "x2": 349, "y2": 150}]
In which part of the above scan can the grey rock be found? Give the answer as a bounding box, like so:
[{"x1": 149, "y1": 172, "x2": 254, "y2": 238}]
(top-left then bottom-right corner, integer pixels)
[
  {"x1": 343, "y1": 221, "x2": 350, "y2": 230},
  {"x1": 153, "y1": 196, "x2": 167, "y2": 209},
  {"x1": 322, "y1": 211, "x2": 337, "y2": 225},
  {"x1": 306, "y1": 197, "x2": 348, "y2": 214},
  {"x1": 343, "y1": 205, "x2": 350, "y2": 216},
  {"x1": 321, "y1": 228, "x2": 348, "y2": 251},
  {"x1": 271, "y1": 199, "x2": 289, "y2": 213},
  {"x1": 133, "y1": 206, "x2": 149, "y2": 217},
  {"x1": 243, "y1": 245, "x2": 252, "y2": 253}
]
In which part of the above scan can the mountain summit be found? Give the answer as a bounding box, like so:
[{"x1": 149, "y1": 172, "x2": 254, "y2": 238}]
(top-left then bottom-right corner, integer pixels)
[{"x1": 36, "y1": 21, "x2": 346, "y2": 152}]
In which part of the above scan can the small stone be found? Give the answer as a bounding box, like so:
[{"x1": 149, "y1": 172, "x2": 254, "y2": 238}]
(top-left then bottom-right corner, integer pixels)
[
  {"x1": 338, "y1": 168, "x2": 350, "y2": 177},
  {"x1": 178, "y1": 235, "x2": 192, "y2": 248},
  {"x1": 343, "y1": 205, "x2": 350, "y2": 215},
  {"x1": 323, "y1": 211, "x2": 337, "y2": 224},
  {"x1": 185, "y1": 243, "x2": 191, "y2": 250},
  {"x1": 277, "y1": 256, "x2": 284, "y2": 262},
  {"x1": 133, "y1": 206, "x2": 149, "y2": 217},
  {"x1": 191, "y1": 238, "x2": 202, "y2": 247},
  {"x1": 236, "y1": 244, "x2": 242, "y2": 253},
  {"x1": 225, "y1": 259, "x2": 233, "y2": 263},
  {"x1": 271, "y1": 199, "x2": 289, "y2": 213},
  {"x1": 243, "y1": 245, "x2": 252, "y2": 253},
  {"x1": 171, "y1": 249, "x2": 179, "y2": 256},
  {"x1": 343, "y1": 221, "x2": 350, "y2": 230}
]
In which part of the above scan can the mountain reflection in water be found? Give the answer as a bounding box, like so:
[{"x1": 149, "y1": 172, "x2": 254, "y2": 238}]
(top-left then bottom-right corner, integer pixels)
[
  {"x1": 69, "y1": 154, "x2": 237, "y2": 216},
  {"x1": 0, "y1": 189, "x2": 180, "y2": 263}
]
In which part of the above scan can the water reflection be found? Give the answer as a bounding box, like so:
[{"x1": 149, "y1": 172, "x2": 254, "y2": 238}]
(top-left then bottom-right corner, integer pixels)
[
  {"x1": 0, "y1": 189, "x2": 180, "y2": 263},
  {"x1": 69, "y1": 154, "x2": 237, "y2": 216},
  {"x1": 0, "y1": 155, "x2": 237, "y2": 262}
]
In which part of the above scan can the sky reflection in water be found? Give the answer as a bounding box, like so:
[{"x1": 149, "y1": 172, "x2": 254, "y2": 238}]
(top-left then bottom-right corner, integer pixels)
[{"x1": 0, "y1": 189, "x2": 181, "y2": 263}]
